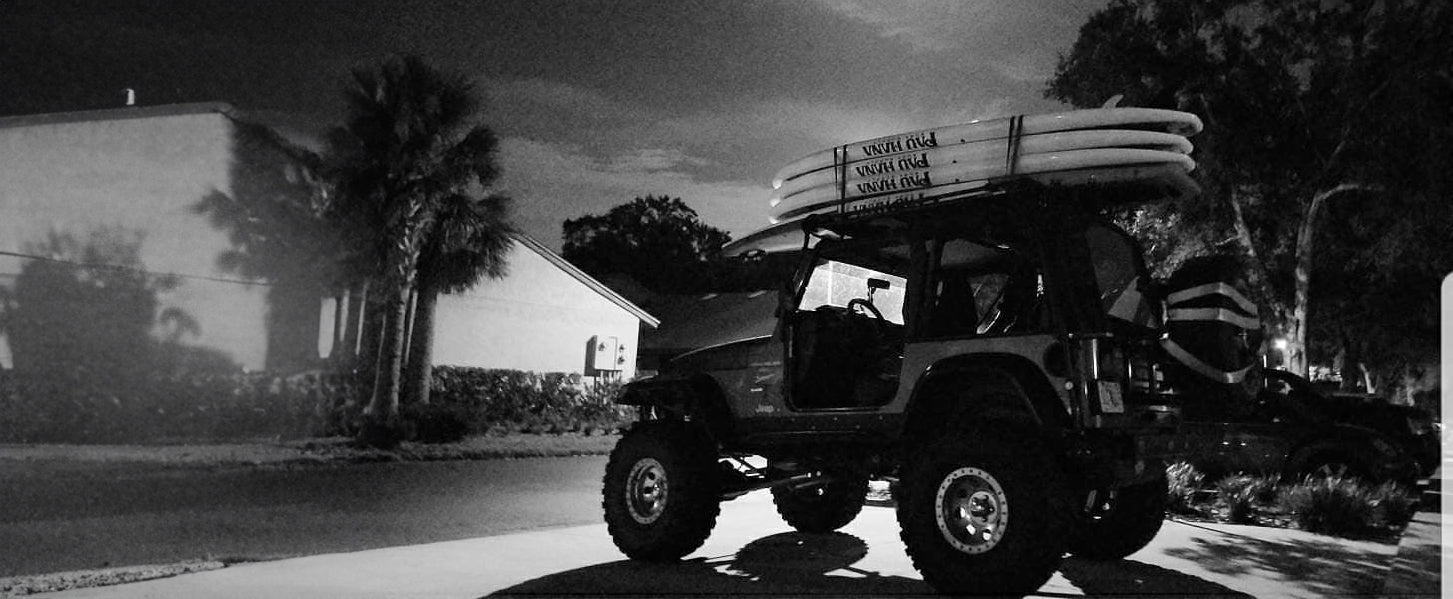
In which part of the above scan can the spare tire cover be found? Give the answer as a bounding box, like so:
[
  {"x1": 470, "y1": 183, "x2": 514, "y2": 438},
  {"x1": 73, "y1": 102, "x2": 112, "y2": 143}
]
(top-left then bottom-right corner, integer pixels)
[{"x1": 1160, "y1": 255, "x2": 1264, "y2": 401}]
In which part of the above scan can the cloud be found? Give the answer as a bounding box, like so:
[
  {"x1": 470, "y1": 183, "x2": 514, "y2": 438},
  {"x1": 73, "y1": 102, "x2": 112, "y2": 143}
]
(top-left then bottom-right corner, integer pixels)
[
  {"x1": 809, "y1": 0, "x2": 1098, "y2": 82},
  {"x1": 607, "y1": 148, "x2": 712, "y2": 172},
  {"x1": 812, "y1": 0, "x2": 1001, "y2": 52},
  {"x1": 495, "y1": 137, "x2": 771, "y2": 248},
  {"x1": 482, "y1": 77, "x2": 642, "y2": 123}
]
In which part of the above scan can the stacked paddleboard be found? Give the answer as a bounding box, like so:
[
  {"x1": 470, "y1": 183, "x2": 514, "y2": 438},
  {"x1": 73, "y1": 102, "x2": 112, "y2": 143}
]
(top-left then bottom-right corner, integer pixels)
[{"x1": 767, "y1": 107, "x2": 1203, "y2": 225}]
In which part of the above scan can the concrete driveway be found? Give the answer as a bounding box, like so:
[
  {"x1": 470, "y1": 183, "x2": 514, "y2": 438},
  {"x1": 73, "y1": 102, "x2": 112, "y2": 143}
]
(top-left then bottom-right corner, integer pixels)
[{"x1": 40, "y1": 491, "x2": 1414, "y2": 598}]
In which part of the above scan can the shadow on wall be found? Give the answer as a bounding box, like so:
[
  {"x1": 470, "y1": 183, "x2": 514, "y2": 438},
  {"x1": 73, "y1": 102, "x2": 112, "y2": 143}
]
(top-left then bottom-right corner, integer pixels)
[
  {"x1": 0, "y1": 227, "x2": 237, "y2": 377},
  {"x1": 193, "y1": 118, "x2": 336, "y2": 373},
  {"x1": 0, "y1": 226, "x2": 241, "y2": 440}
]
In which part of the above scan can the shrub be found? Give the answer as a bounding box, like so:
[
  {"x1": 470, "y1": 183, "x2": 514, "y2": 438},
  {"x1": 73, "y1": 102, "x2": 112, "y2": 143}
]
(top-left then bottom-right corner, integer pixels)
[
  {"x1": 0, "y1": 365, "x2": 631, "y2": 444},
  {"x1": 1165, "y1": 461, "x2": 1206, "y2": 514},
  {"x1": 1369, "y1": 481, "x2": 1417, "y2": 529},
  {"x1": 1278, "y1": 476, "x2": 1375, "y2": 536},
  {"x1": 0, "y1": 368, "x2": 354, "y2": 443},
  {"x1": 421, "y1": 366, "x2": 630, "y2": 435},
  {"x1": 400, "y1": 401, "x2": 470, "y2": 444},
  {"x1": 1214, "y1": 474, "x2": 1280, "y2": 524}
]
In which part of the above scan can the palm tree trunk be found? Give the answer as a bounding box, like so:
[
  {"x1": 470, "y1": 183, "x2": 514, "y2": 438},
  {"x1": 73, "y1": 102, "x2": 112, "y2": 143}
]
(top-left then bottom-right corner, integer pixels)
[
  {"x1": 359, "y1": 285, "x2": 411, "y2": 448},
  {"x1": 403, "y1": 279, "x2": 440, "y2": 406},
  {"x1": 356, "y1": 282, "x2": 383, "y2": 377},
  {"x1": 329, "y1": 290, "x2": 348, "y2": 362}
]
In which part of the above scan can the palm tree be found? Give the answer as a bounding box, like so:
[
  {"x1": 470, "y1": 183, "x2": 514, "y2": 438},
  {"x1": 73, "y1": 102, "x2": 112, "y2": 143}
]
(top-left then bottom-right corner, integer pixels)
[
  {"x1": 327, "y1": 55, "x2": 503, "y2": 447},
  {"x1": 402, "y1": 193, "x2": 515, "y2": 406}
]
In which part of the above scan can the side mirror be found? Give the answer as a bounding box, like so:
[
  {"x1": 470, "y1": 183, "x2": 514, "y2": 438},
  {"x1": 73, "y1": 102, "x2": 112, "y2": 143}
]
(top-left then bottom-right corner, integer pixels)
[{"x1": 867, "y1": 278, "x2": 890, "y2": 291}]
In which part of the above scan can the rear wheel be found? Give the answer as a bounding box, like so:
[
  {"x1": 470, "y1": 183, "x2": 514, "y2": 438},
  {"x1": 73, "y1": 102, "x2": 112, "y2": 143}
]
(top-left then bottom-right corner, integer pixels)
[
  {"x1": 897, "y1": 430, "x2": 1067, "y2": 595},
  {"x1": 771, "y1": 470, "x2": 869, "y2": 533},
  {"x1": 1069, "y1": 472, "x2": 1168, "y2": 560},
  {"x1": 602, "y1": 421, "x2": 721, "y2": 561}
]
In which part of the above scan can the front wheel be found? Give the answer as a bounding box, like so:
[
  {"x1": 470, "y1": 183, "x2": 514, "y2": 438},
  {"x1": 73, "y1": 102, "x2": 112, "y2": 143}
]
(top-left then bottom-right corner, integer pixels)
[
  {"x1": 897, "y1": 432, "x2": 1067, "y2": 595},
  {"x1": 602, "y1": 421, "x2": 721, "y2": 561},
  {"x1": 1069, "y1": 472, "x2": 1168, "y2": 560}
]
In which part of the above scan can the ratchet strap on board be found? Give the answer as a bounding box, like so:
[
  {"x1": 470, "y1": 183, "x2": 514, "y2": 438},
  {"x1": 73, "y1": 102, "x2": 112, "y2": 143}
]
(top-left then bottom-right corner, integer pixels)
[
  {"x1": 833, "y1": 144, "x2": 849, "y2": 213},
  {"x1": 1160, "y1": 281, "x2": 1261, "y2": 384},
  {"x1": 1004, "y1": 115, "x2": 1024, "y2": 176}
]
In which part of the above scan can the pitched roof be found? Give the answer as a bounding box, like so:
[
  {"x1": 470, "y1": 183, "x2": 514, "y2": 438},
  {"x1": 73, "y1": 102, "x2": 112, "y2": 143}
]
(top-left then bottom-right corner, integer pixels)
[
  {"x1": 0, "y1": 102, "x2": 238, "y2": 130},
  {"x1": 511, "y1": 233, "x2": 660, "y2": 328}
]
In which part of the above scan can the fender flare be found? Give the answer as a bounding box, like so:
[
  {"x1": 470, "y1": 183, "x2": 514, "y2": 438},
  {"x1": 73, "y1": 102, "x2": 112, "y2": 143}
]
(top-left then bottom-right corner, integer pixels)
[
  {"x1": 619, "y1": 374, "x2": 735, "y2": 442},
  {"x1": 903, "y1": 353, "x2": 1069, "y2": 438}
]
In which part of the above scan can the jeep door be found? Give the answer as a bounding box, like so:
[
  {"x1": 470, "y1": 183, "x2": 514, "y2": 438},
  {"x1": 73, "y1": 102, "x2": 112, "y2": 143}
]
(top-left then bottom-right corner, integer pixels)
[{"x1": 784, "y1": 238, "x2": 910, "y2": 412}]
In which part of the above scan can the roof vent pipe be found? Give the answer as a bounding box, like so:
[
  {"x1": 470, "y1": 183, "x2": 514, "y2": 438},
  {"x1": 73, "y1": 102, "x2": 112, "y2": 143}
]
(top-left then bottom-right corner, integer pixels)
[{"x1": 125, "y1": 88, "x2": 135, "y2": 106}]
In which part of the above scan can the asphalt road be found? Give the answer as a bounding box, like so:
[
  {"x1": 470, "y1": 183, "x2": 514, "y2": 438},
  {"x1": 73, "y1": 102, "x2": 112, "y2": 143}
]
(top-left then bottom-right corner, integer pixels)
[{"x1": 0, "y1": 456, "x2": 609, "y2": 576}]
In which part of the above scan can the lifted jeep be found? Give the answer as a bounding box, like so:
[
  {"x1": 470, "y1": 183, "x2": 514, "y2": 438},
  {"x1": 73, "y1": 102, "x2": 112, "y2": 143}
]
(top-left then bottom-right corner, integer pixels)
[{"x1": 601, "y1": 173, "x2": 1239, "y2": 595}]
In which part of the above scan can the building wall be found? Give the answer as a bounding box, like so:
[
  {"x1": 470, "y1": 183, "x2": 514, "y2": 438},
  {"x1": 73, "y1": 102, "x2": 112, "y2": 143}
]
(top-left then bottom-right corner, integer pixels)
[
  {"x1": 0, "y1": 106, "x2": 271, "y2": 370},
  {"x1": 431, "y1": 238, "x2": 642, "y2": 379}
]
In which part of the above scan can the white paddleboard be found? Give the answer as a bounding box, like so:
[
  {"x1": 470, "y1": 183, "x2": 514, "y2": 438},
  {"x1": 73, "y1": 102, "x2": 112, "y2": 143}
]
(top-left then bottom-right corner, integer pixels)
[
  {"x1": 725, "y1": 162, "x2": 1198, "y2": 257},
  {"x1": 771, "y1": 147, "x2": 1195, "y2": 221},
  {"x1": 772, "y1": 107, "x2": 1203, "y2": 188},
  {"x1": 772, "y1": 128, "x2": 1193, "y2": 201}
]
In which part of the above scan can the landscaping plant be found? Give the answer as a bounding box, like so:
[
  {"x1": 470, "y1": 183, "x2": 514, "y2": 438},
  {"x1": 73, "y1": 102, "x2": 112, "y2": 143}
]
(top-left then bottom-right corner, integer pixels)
[
  {"x1": 1165, "y1": 461, "x2": 1206, "y2": 514},
  {"x1": 1369, "y1": 481, "x2": 1417, "y2": 529},
  {"x1": 1278, "y1": 476, "x2": 1375, "y2": 536},
  {"x1": 1214, "y1": 474, "x2": 1281, "y2": 524}
]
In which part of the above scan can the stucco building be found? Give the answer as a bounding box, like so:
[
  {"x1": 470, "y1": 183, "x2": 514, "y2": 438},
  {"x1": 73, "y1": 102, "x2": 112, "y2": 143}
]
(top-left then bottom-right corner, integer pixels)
[{"x1": 0, "y1": 103, "x2": 654, "y2": 379}]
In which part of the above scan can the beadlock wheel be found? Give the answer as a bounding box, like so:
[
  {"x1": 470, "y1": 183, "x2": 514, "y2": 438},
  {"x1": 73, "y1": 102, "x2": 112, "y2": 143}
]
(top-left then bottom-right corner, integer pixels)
[
  {"x1": 625, "y1": 458, "x2": 668, "y2": 524},
  {"x1": 935, "y1": 466, "x2": 1009, "y2": 555}
]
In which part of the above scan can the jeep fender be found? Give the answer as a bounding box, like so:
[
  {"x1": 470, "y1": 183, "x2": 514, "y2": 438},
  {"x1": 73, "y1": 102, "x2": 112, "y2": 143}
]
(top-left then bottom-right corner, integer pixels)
[
  {"x1": 619, "y1": 374, "x2": 735, "y2": 442},
  {"x1": 903, "y1": 354, "x2": 1069, "y2": 439}
]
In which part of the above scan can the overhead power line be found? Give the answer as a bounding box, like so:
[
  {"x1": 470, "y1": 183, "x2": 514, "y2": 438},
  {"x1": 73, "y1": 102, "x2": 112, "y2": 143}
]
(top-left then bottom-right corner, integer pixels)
[{"x1": 0, "y1": 250, "x2": 271, "y2": 287}]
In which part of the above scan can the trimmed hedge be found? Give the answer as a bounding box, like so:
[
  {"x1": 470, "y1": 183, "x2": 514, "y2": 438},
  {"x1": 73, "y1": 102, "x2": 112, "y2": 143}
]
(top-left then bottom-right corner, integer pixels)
[
  {"x1": 0, "y1": 369, "x2": 356, "y2": 443},
  {"x1": 0, "y1": 366, "x2": 631, "y2": 444},
  {"x1": 422, "y1": 366, "x2": 630, "y2": 438}
]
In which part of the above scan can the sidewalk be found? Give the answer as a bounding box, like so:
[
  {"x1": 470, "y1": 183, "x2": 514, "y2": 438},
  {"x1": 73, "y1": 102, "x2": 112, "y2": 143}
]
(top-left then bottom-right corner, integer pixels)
[
  {"x1": 1379, "y1": 510, "x2": 1443, "y2": 598},
  {"x1": 32, "y1": 492, "x2": 1417, "y2": 599}
]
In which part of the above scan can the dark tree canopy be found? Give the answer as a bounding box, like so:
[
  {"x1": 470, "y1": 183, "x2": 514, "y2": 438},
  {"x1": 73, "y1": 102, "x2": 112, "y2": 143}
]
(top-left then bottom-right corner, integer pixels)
[
  {"x1": 562, "y1": 196, "x2": 732, "y2": 294},
  {"x1": 1046, "y1": 0, "x2": 1452, "y2": 393}
]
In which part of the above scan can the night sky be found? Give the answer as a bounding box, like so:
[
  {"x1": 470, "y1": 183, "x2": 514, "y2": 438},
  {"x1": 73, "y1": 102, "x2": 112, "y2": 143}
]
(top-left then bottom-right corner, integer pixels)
[{"x1": 1, "y1": 0, "x2": 1108, "y2": 246}]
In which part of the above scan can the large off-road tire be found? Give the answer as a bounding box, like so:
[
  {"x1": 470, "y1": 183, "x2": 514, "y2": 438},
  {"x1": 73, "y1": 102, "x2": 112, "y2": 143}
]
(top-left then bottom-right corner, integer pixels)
[
  {"x1": 897, "y1": 430, "x2": 1067, "y2": 596},
  {"x1": 602, "y1": 420, "x2": 721, "y2": 561},
  {"x1": 771, "y1": 470, "x2": 869, "y2": 533},
  {"x1": 1069, "y1": 472, "x2": 1168, "y2": 560}
]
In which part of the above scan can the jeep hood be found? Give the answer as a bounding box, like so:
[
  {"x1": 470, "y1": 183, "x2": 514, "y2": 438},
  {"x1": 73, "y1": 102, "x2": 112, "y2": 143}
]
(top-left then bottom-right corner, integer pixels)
[{"x1": 640, "y1": 290, "x2": 778, "y2": 361}]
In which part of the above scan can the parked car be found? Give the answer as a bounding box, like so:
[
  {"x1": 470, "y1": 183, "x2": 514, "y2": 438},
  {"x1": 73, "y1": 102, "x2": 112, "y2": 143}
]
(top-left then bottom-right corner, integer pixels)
[{"x1": 1176, "y1": 369, "x2": 1434, "y2": 484}]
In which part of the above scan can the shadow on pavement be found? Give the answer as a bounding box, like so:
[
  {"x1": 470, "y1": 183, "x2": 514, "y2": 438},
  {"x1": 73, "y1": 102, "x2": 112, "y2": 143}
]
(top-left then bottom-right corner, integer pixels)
[
  {"x1": 1060, "y1": 558, "x2": 1252, "y2": 597},
  {"x1": 485, "y1": 530, "x2": 1259, "y2": 598},
  {"x1": 1162, "y1": 525, "x2": 1393, "y2": 597},
  {"x1": 484, "y1": 531, "x2": 936, "y2": 597}
]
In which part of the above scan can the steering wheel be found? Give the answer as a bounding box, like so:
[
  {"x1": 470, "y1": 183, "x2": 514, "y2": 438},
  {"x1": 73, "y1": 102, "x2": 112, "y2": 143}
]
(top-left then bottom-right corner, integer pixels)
[{"x1": 846, "y1": 298, "x2": 885, "y2": 323}]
